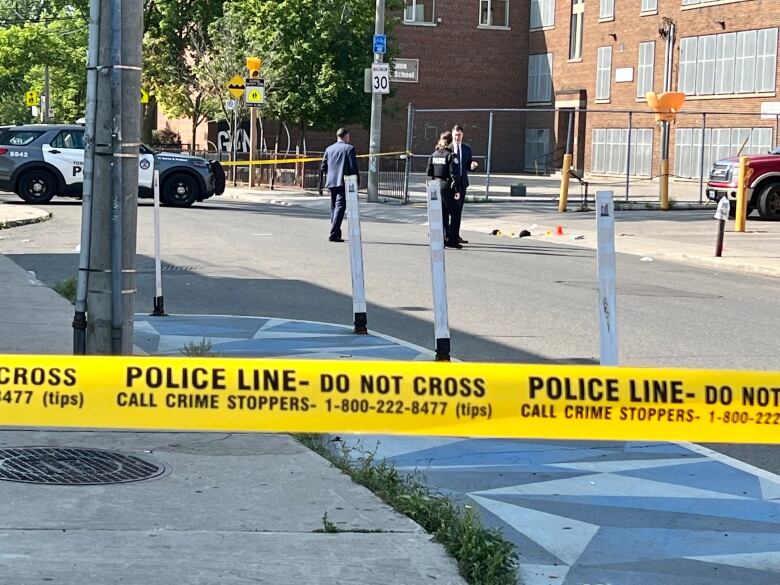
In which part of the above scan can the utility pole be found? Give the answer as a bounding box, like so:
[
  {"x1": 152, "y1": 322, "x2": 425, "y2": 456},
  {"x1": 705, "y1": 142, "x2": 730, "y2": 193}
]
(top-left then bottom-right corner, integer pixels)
[
  {"x1": 83, "y1": 0, "x2": 143, "y2": 355},
  {"x1": 367, "y1": 0, "x2": 384, "y2": 203},
  {"x1": 43, "y1": 64, "x2": 50, "y2": 123}
]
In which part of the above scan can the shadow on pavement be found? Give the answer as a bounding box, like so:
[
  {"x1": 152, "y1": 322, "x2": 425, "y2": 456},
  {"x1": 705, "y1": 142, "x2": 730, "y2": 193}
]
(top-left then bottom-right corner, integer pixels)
[{"x1": 8, "y1": 252, "x2": 593, "y2": 364}]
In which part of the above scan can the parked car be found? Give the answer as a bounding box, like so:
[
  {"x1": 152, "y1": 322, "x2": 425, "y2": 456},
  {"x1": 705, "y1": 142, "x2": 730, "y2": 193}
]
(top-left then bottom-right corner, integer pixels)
[
  {"x1": 0, "y1": 124, "x2": 225, "y2": 207},
  {"x1": 706, "y1": 148, "x2": 780, "y2": 220}
]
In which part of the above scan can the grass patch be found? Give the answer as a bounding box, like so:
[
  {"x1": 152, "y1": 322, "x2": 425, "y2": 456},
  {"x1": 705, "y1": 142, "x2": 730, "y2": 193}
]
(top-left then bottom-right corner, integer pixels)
[
  {"x1": 53, "y1": 275, "x2": 77, "y2": 304},
  {"x1": 180, "y1": 338, "x2": 216, "y2": 356},
  {"x1": 297, "y1": 434, "x2": 519, "y2": 585}
]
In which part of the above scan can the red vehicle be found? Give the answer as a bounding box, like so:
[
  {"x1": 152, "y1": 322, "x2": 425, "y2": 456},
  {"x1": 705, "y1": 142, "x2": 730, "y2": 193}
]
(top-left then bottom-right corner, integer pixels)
[{"x1": 706, "y1": 147, "x2": 780, "y2": 219}]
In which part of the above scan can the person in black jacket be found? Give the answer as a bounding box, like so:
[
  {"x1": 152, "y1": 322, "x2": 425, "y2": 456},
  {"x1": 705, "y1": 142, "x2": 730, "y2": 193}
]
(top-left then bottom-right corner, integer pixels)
[{"x1": 426, "y1": 131, "x2": 464, "y2": 249}]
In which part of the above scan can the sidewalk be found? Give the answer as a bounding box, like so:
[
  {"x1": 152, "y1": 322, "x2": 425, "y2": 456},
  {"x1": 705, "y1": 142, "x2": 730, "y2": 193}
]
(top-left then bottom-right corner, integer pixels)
[
  {"x1": 220, "y1": 186, "x2": 780, "y2": 278},
  {"x1": 0, "y1": 202, "x2": 51, "y2": 229},
  {"x1": 0, "y1": 254, "x2": 467, "y2": 585}
]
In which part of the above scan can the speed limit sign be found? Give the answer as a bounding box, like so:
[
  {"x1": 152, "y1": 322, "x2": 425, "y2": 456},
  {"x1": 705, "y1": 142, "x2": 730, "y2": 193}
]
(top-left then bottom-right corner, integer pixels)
[{"x1": 371, "y1": 63, "x2": 390, "y2": 94}]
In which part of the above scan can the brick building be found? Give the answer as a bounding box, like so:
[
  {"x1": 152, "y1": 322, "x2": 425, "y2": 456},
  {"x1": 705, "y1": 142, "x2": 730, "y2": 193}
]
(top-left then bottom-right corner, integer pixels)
[{"x1": 387, "y1": 0, "x2": 780, "y2": 176}]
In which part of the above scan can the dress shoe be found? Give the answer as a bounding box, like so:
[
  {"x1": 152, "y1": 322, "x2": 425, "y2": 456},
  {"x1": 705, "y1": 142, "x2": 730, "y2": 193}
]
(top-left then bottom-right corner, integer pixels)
[
  {"x1": 444, "y1": 242, "x2": 463, "y2": 249},
  {"x1": 458, "y1": 237, "x2": 469, "y2": 244},
  {"x1": 329, "y1": 236, "x2": 344, "y2": 242}
]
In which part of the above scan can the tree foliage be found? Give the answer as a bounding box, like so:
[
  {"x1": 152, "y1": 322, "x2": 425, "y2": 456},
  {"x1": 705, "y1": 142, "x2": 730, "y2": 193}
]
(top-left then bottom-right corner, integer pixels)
[
  {"x1": 229, "y1": 0, "x2": 399, "y2": 132},
  {"x1": 0, "y1": 2, "x2": 88, "y2": 124}
]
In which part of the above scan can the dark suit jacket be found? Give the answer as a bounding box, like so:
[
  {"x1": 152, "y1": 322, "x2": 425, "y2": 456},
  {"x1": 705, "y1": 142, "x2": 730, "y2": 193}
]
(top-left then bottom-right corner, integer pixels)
[
  {"x1": 452, "y1": 142, "x2": 473, "y2": 189},
  {"x1": 320, "y1": 140, "x2": 359, "y2": 189}
]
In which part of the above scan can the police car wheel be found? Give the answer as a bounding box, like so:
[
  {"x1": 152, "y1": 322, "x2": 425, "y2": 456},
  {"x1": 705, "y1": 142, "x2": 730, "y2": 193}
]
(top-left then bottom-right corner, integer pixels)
[
  {"x1": 162, "y1": 173, "x2": 198, "y2": 207},
  {"x1": 17, "y1": 169, "x2": 56, "y2": 204}
]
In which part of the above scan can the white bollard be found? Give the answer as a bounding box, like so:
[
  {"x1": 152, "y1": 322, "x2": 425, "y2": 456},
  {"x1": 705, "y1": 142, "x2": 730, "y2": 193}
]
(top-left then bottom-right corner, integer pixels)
[
  {"x1": 345, "y1": 175, "x2": 368, "y2": 334},
  {"x1": 426, "y1": 180, "x2": 451, "y2": 361},
  {"x1": 152, "y1": 170, "x2": 166, "y2": 316},
  {"x1": 596, "y1": 190, "x2": 618, "y2": 365}
]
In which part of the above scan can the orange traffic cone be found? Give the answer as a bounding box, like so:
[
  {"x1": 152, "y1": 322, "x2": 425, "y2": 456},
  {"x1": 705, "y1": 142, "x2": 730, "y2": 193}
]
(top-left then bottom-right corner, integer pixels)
[{"x1": 555, "y1": 225, "x2": 564, "y2": 236}]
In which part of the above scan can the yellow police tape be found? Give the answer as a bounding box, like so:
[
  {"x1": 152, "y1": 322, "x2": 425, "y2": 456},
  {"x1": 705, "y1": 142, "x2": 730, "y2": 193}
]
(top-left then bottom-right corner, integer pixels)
[
  {"x1": 218, "y1": 151, "x2": 408, "y2": 167},
  {"x1": 1, "y1": 355, "x2": 779, "y2": 443}
]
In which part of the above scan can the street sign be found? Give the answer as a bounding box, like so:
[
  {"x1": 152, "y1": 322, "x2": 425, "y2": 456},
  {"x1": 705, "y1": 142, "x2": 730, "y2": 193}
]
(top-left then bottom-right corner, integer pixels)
[
  {"x1": 25, "y1": 90, "x2": 39, "y2": 107},
  {"x1": 225, "y1": 99, "x2": 237, "y2": 111},
  {"x1": 141, "y1": 88, "x2": 149, "y2": 104},
  {"x1": 373, "y1": 34, "x2": 387, "y2": 55},
  {"x1": 390, "y1": 59, "x2": 419, "y2": 83},
  {"x1": 226, "y1": 75, "x2": 245, "y2": 99},
  {"x1": 245, "y1": 78, "x2": 265, "y2": 107},
  {"x1": 371, "y1": 63, "x2": 390, "y2": 95}
]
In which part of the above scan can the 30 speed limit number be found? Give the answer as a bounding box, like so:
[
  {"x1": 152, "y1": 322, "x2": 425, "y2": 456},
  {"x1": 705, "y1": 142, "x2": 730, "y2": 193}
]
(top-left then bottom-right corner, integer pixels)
[{"x1": 371, "y1": 63, "x2": 390, "y2": 94}]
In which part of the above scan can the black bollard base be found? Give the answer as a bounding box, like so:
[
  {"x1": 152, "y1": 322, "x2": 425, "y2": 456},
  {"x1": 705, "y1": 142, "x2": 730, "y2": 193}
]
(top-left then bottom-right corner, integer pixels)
[
  {"x1": 152, "y1": 296, "x2": 168, "y2": 317},
  {"x1": 435, "y1": 338, "x2": 451, "y2": 362},
  {"x1": 354, "y1": 312, "x2": 368, "y2": 335},
  {"x1": 715, "y1": 218, "x2": 725, "y2": 257}
]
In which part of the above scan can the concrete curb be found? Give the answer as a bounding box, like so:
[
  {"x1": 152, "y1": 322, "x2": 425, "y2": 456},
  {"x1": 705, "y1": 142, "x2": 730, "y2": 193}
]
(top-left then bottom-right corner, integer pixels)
[{"x1": 0, "y1": 206, "x2": 52, "y2": 230}]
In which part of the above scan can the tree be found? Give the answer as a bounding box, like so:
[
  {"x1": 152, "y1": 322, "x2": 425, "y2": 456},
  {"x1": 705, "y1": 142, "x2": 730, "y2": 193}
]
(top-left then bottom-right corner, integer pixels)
[
  {"x1": 234, "y1": 0, "x2": 401, "y2": 147},
  {"x1": 0, "y1": 3, "x2": 87, "y2": 124},
  {"x1": 143, "y1": 0, "x2": 224, "y2": 150}
]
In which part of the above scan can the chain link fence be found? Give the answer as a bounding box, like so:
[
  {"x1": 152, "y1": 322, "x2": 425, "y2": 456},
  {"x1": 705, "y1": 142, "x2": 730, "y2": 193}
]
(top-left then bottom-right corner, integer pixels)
[{"x1": 404, "y1": 106, "x2": 780, "y2": 204}]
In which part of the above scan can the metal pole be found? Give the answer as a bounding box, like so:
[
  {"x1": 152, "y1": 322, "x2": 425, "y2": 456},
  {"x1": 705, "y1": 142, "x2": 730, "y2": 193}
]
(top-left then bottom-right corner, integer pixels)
[
  {"x1": 660, "y1": 22, "x2": 675, "y2": 211},
  {"x1": 43, "y1": 64, "x2": 50, "y2": 123},
  {"x1": 596, "y1": 190, "x2": 618, "y2": 366},
  {"x1": 73, "y1": 0, "x2": 100, "y2": 355},
  {"x1": 231, "y1": 109, "x2": 237, "y2": 187},
  {"x1": 367, "y1": 0, "x2": 385, "y2": 203},
  {"x1": 345, "y1": 175, "x2": 368, "y2": 334},
  {"x1": 152, "y1": 170, "x2": 165, "y2": 316},
  {"x1": 485, "y1": 111, "x2": 494, "y2": 202},
  {"x1": 249, "y1": 108, "x2": 257, "y2": 187},
  {"x1": 402, "y1": 102, "x2": 413, "y2": 204},
  {"x1": 625, "y1": 112, "x2": 632, "y2": 202},
  {"x1": 698, "y1": 112, "x2": 707, "y2": 203},
  {"x1": 426, "y1": 180, "x2": 451, "y2": 362}
]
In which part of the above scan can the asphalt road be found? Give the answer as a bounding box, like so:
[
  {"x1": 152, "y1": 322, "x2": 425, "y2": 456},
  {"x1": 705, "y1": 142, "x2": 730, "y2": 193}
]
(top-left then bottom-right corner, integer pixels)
[{"x1": 1, "y1": 192, "x2": 779, "y2": 472}]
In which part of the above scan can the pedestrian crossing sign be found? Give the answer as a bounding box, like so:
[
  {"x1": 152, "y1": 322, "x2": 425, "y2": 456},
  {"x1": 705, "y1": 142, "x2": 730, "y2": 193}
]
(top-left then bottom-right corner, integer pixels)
[
  {"x1": 25, "y1": 90, "x2": 39, "y2": 107},
  {"x1": 245, "y1": 79, "x2": 264, "y2": 107}
]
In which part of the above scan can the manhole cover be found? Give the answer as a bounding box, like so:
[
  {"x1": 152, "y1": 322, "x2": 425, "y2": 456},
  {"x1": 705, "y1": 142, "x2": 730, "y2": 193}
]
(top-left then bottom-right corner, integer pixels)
[{"x1": 0, "y1": 447, "x2": 167, "y2": 485}]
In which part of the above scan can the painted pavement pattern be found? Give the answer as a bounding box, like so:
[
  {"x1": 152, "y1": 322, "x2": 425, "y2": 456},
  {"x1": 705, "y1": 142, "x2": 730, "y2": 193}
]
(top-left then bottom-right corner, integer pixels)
[{"x1": 134, "y1": 314, "x2": 780, "y2": 585}]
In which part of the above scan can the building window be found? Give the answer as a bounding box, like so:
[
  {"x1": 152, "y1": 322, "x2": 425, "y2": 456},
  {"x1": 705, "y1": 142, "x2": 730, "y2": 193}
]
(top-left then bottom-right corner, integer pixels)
[
  {"x1": 592, "y1": 128, "x2": 653, "y2": 176},
  {"x1": 679, "y1": 28, "x2": 777, "y2": 96},
  {"x1": 599, "y1": 0, "x2": 614, "y2": 19},
  {"x1": 569, "y1": 0, "x2": 584, "y2": 60},
  {"x1": 530, "y1": 0, "x2": 555, "y2": 29},
  {"x1": 641, "y1": 0, "x2": 657, "y2": 11},
  {"x1": 480, "y1": 0, "x2": 509, "y2": 27},
  {"x1": 675, "y1": 127, "x2": 772, "y2": 179},
  {"x1": 596, "y1": 46, "x2": 612, "y2": 100},
  {"x1": 527, "y1": 53, "x2": 553, "y2": 102},
  {"x1": 637, "y1": 41, "x2": 654, "y2": 98},
  {"x1": 683, "y1": 0, "x2": 750, "y2": 5},
  {"x1": 525, "y1": 128, "x2": 551, "y2": 171},
  {"x1": 404, "y1": 0, "x2": 434, "y2": 23}
]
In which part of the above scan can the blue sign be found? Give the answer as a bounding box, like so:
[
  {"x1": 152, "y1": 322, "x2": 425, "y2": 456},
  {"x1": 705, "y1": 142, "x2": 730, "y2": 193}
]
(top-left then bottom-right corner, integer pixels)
[{"x1": 373, "y1": 34, "x2": 387, "y2": 55}]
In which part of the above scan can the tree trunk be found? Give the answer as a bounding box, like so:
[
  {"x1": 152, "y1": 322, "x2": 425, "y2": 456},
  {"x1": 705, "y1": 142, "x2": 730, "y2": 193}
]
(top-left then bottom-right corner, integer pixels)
[{"x1": 141, "y1": 97, "x2": 157, "y2": 144}]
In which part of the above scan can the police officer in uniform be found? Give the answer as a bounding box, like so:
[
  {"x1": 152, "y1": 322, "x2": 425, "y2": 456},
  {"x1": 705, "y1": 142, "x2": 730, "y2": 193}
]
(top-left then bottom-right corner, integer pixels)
[{"x1": 426, "y1": 131, "x2": 464, "y2": 249}]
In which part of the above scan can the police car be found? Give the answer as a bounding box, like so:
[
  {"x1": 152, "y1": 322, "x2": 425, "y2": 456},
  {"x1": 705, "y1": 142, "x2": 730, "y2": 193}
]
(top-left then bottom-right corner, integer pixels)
[{"x1": 0, "y1": 124, "x2": 225, "y2": 207}]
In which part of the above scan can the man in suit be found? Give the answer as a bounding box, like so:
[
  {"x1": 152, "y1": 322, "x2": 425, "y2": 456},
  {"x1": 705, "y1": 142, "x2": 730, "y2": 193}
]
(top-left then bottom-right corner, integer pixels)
[
  {"x1": 320, "y1": 128, "x2": 359, "y2": 242},
  {"x1": 451, "y1": 124, "x2": 478, "y2": 244}
]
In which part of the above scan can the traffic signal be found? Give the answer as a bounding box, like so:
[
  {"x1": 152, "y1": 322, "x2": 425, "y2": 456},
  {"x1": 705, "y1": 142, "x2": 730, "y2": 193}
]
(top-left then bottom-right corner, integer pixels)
[{"x1": 247, "y1": 57, "x2": 262, "y2": 79}]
